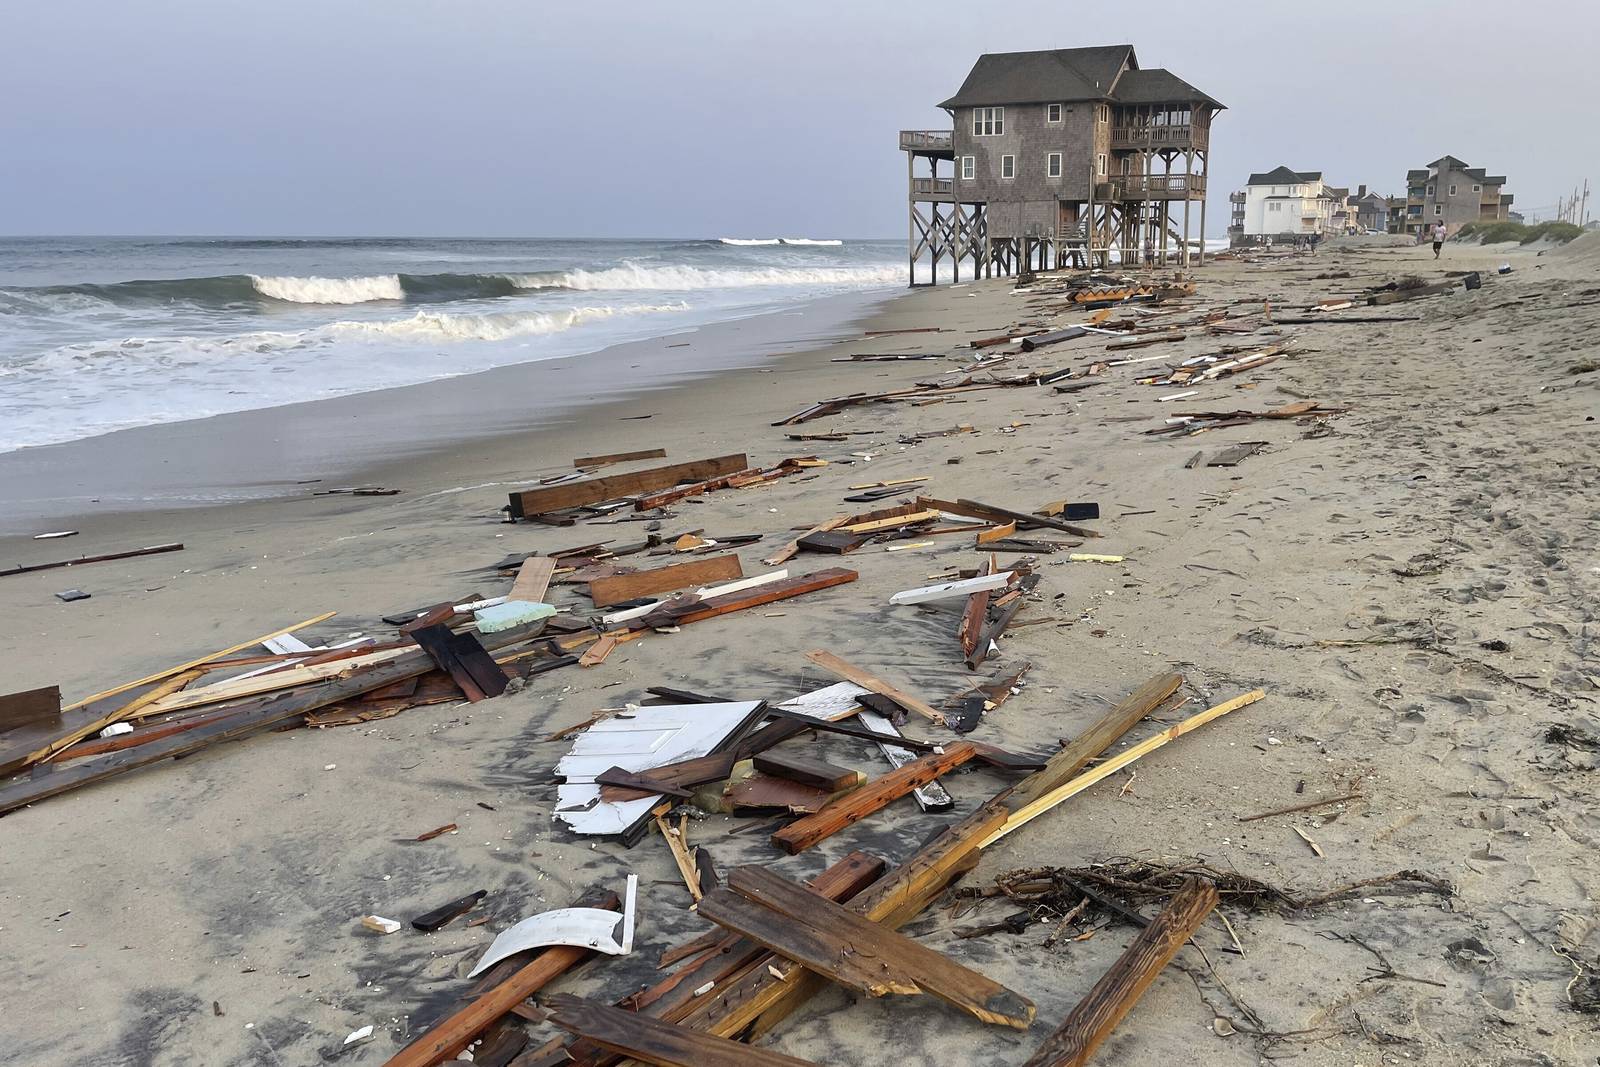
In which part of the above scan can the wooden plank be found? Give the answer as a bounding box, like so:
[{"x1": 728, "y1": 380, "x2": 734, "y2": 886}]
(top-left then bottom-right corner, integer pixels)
[
  {"x1": 918, "y1": 497, "x2": 1102, "y2": 539},
  {"x1": 633, "y1": 569, "x2": 857, "y2": 630},
  {"x1": 508, "y1": 556, "x2": 556, "y2": 603},
  {"x1": 763, "y1": 516, "x2": 847, "y2": 566},
  {"x1": 840, "y1": 509, "x2": 939, "y2": 534},
  {"x1": 579, "y1": 635, "x2": 619, "y2": 668},
  {"x1": 130, "y1": 647, "x2": 414, "y2": 717},
  {"x1": 712, "y1": 867, "x2": 1034, "y2": 1029},
  {"x1": 958, "y1": 559, "x2": 994, "y2": 660},
  {"x1": 770, "y1": 742, "x2": 978, "y2": 854},
  {"x1": 802, "y1": 650, "x2": 943, "y2": 725},
  {"x1": 1206, "y1": 441, "x2": 1268, "y2": 467},
  {"x1": 1002, "y1": 672, "x2": 1183, "y2": 811},
  {"x1": 697, "y1": 888, "x2": 916, "y2": 994},
  {"x1": 0, "y1": 640, "x2": 524, "y2": 817},
  {"x1": 1020, "y1": 878, "x2": 1219, "y2": 1066},
  {"x1": 382, "y1": 889, "x2": 620, "y2": 1067},
  {"x1": 984, "y1": 690, "x2": 1265, "y2": 847},
  {"x1": 410, "y1": 626, "x2": 508, "y2": 702},
  {"x1": 0, "y1": 541, "x2": 184, "y2": 579},
  {"x1": 544, "y1": 995, "x2": 820, "y2": 1067},
  {"x1": 0, "y1": 686, "x2": 61, "y2": 733},
  {"x1": 573, "y1": 448, "x2": 667, "y2": 468},
  {"x1": 508, "y1": 455, "x2": 748, "y2": 518},
  {"x1": 751, "y1": 751, "x2": 861, "y2": 793},
  {"x1": 589, "y1": 555, "x2": 743, "y2": 608}
]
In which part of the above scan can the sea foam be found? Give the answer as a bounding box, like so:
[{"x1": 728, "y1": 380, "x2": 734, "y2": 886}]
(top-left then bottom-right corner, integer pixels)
[
  {"x1": 251, "y1": 274, "x2": 405, "y2": 304},
  {"x1": 517, "y1": 262, "x2": 899, "y2": 291}
]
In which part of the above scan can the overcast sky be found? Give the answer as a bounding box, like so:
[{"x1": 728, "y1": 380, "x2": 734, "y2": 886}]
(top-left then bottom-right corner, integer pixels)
[{"x1": 4, "y1": 0, "x2": 1596, "y2": 238}]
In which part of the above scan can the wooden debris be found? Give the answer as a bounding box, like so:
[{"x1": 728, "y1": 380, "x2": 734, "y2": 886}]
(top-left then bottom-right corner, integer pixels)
[
  {"x1": 633, "y1": 569, "x2": 857, "y2": 630},
  {"x1": 508, "y1": 454, "x2": 748, "y2": 519},
  {"x1": 1206, "y1": 441, "x2": 1268, "y2": 467},
  {"x1": 588, "y1": 554, "x2": 742, "y2": 608},
  {"x1": 410, "y1": 625, "x2": 509, "y2": 702},
  {"x1": 1, "y1": 541, "x2": 184, "y2": 579},
  {"x1": 771, "y1": 742, "x2": 978, "y2": 853},
  {"x1": 803, "y1": 650, "x2": 944, "y2": 724},
  {"x1": 763, "y1": 516, "x2": 847, "y2": 566},
  {"x1": 573, "y1": 448, "x2": 667, "y2": 468},
  {"x1": 752, "y1": 751, "x2": 862, "y2": 793},
  {"x1": 700, "y1": 866, "x2": 1035, "y2": 1029},
  {"x1": 416, "y1": 823, "x2": 457, "y2": 841},
  {"x1": 543, "y1": 994, "x2": 821, "y2": 1067},
  {"x1": 382, "y1": 888, "x2": 620, "y2": 1067},
  {"x1": 1019, "y1": 878, "x2": 1219, "y2": 1066},
  {"x1": 579, "y1": 635, "x2": 619, "y2": 668},
  {"x1": 508, "y1": 556, "x2": 556, "y2": 604},
  {"x1": 411, "y1": 889, "x2": 487, "y2": 932},
  {"x1": 1239, "y1": 791, "x2": 1363, "y2": 822},
  {"x1": 918, "y1": 496, "x2": 1101, "y2": 539}
]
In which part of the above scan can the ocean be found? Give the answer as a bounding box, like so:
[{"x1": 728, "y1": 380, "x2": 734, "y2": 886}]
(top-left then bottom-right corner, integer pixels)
[{"x1": 0, "y1": 236, "x2": 904, "y2": 454}]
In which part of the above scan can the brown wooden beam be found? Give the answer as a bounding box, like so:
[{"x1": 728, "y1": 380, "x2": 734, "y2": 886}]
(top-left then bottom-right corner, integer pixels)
[{"x1": 508, "y1": 455, "x2": 749, "y2": 518}]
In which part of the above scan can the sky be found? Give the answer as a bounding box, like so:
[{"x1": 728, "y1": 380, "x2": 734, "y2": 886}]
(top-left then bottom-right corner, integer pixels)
[{"x1": 3, "y1": 0, "x2": 1597, "y2": 238}]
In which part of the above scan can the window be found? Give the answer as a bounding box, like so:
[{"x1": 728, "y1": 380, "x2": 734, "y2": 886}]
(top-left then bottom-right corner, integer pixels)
[
  {"x1": 1097, "y1": 105, "x2": 1109, "y2": 123},
  {"x1": 972, "y1": 107, "x2": 1004, "y2": 136},
  {"x1": 1269, "y1": 202, "x2": 1282, "y2": 213},
  {"x1": 1000, "y1": 154, "x2": 1015, "y2": 179},
  {"x1": 1426, "y1": 184, "x2": 1435, "y2": 197},
  {"x1": 1046, "y1": 103, "x2": 1062, "y2": 123},
  {"x1": 1473, "y1": 183, "x2": 1481, "y2": 192},
  {"x1": 1448, "y1": 184, "x2": 1457, "y2": 196},
  {"x1": 1434, "y1": 205, "x2": 1443, "y2": 216},
  {"x1": 1046, "y1": 152, "x2": 1062, "y2": 178},
  {"x1": 1096, "y1": 153, "x2": 1106, "y2": 176},
  {"x1": 960, "y1": 155, "x2": 974, "y2": 180}
]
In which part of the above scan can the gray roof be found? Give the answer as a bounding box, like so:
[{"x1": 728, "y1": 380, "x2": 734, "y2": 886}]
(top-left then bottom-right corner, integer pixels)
[
  {"x1": 1247, "y1": 166, "x2": 1322, "y2": 186},
  {"x1": 938, "y1": 45, "x2": 1135, "y2": 108},
  {"x1": 1111, "y1": 68, "x2": 1225, "y2": 108},
  {"x1": 939, "y1": 46, "x2": 1224, "y2": 109}
]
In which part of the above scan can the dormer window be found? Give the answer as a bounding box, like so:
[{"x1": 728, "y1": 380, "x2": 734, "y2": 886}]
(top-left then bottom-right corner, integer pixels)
[
  {"x1": 1046, "y1": 103, "x2": 1063, "y2": 123},
  {"x1": 972, "y1": 107, "x2": 1004, "y2": 136}
]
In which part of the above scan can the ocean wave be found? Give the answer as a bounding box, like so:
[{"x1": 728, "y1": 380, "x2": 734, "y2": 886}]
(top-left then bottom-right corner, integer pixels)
[
  {"x1": 250, "y1": 274, "x2": 405, "y2": 304},
  {"x1": 521, "y1": 262, "x2": 900, "y2": 291},
  {"x1": 330, "y1": 302, "x2": 687, "y2": 342},
  {"x1": 717, "y1": 237, "x2": 844, "y2": 246}
]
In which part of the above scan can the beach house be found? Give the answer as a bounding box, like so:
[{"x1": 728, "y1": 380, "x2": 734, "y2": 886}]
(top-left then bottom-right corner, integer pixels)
[
  {"x1": 1233, "y1": 167, "x2": 1339, "y2": 245},
  {"x1": 900, "y1": 45, "x2": 1223, "y2": 283},
  {"x1": 1400, "y1": 157, "x2": 1513, "y2": 236}
]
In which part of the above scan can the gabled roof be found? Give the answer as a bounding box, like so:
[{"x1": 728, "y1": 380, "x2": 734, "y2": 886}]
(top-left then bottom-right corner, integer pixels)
[
  {"x1": 1428, "y1": 155, "x2": 1470, "y2": 171},
  {"x1": 1111, "y1": 67, "x2": 1225, "y2": 108},
  {"x1": 1247, "y1": 166, "x2": 1322, "y2": 186},
  {"x1": 938, "y1": 45, "x2": 1137, "y2": 108},
  {"x1": 1406, "y1": 169, "x2": 1429, "y2": 180}
]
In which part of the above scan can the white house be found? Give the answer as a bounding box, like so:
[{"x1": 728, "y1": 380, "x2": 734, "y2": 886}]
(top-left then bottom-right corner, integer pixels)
[{"x1": 1239, "y1": 166, "x2": 1338, "y2": 240}]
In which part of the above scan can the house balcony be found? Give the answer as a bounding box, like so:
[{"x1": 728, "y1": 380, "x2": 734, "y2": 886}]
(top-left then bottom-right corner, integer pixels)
[
  {"x1": 899, "y1": 130, "x2": 954, "y2": 158},
  {"x1": 1110, "y1": 125, "x2": 1208, "y2": 151},
  {"x1": 909, "y1": 177, "x2": 955, "y2": 202},
  {"x1": 1100, "y1": 174, "x2": 1206, "y2": 200},
  {"x1": 1229, "y1": 191, "x2": 1246, "y2": 204}
]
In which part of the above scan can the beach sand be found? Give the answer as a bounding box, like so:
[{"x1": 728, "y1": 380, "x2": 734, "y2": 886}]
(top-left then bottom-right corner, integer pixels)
[{"x1": 1, "y1": 239, "x2": 1597, "y2": 1066}]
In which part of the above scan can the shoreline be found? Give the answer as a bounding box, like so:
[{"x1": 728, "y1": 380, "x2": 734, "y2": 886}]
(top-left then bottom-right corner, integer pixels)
[
  {"x1": 2, "y1": 238, "x2": 1597, "y2": 1066},
  {"x1": 0, "y1": 287, "x2": 901, "y2": 536}
]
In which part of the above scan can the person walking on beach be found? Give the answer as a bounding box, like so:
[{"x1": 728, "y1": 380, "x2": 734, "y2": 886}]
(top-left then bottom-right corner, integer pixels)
[
  {"x1": 1432, "y1": 221, "x2": 1446, "y2": 259},
  {"x1": 1143, "y1": 233, "x2": 1156, "y2": 270}
]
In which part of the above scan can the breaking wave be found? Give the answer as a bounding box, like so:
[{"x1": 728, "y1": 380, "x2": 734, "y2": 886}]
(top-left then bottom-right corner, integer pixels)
[
  {"x1": 330, "y1": 302, "x2": 687, "y2": 342},
  {"x1": 250, "y1": 274, "x2": 405, "y2": 304},
  {"x1": 524, "y1": 262, "x2": 900, "y2": 291},
  {"x1": 718, "y1": 237, "x2": 844, "y2": 246}
]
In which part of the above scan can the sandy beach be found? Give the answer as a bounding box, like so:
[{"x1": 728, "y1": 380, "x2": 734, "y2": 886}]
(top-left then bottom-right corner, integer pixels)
[{"x1": 3, "y1": 236, "x2": 1599, "y2": 1067}]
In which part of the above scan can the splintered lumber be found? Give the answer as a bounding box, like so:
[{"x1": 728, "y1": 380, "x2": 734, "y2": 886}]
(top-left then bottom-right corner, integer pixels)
[
  {"x1": 958, "y1": 562, "x2": 994, "y2": 660},
  {"x1": 0, "y1": 541, "x2": 184, "y2": 578},
  {"x1": 752, "y1": 751, "x2": 861, "y2": 793},
  {"x1": 633, "y1": 569, "x2": 857, "y2": 630},
  {"x1": 579, "y1": 635, "x2": 619, "y2": 668},
  {"x1": 573, "y1": 448, "x2": 667, "y2": 468},
  {"x1": 19, "y1": 612, "x2": 339, "y2": 768},
  {"x1": 983, "y1": 689, "x2": 1265, "y2": 847},
  {"x1": 1003, "y1": 673, "x2": 1182, "y2": 811},
  {"x1": 702, "y1": 867, "x2": 1034, "y2": 1029},
  {"x1": 508, "y1": 455, "x2": 749, "y2": 518},
  {"x1": 918, "y1": 497, "x2": 1101, "y2": 539},
  {"x1": 383, "y1": 889, "x2": 621, "y2": 1067},
  {"x1": 668, "y1": 801, "x2": 1008, "y2": 1042},
  {"x1": 1019, "y1": 326, "x2": 1086, "y2": 352},
  {"x1": 544, "y1": 995, "x2": 820, "y2": 1067},
  {"x1": 763, "y1": 516, "x2": 847, "y2": 566},
  {"x1": 588, "y1": 555, "x2": 743, "y2": 608},
  {"x1": 802, "y1": 650, "x2": 944, "y2": 724},
  {"x1": 0, "y1": 626, "x2": 547, "y2": 816},
  {"x1": 840, "y1": 509, "x2": 940, "y2": 534},
  {"x1": 1105, "y1": 331, "x2": 1185, "y2": 351},
  {"x1": 410, "y1": 625, "x2": 509, "y2": 702},
  {"x1": 508, "y1": 556, "x2": 556, "y2": 604},
  {"x1": 634, "y1": 466, "x2": 765, "y2": 510},
  {"x1": 1020, "y1": 878, "x2": 1219, "y2": 1066},
  {"x1": 770, "y1": 742, "x2": 978, "y2": 854}
]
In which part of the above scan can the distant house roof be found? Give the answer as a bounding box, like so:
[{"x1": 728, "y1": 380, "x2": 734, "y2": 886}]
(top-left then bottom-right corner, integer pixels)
[
  {"x1": 1406, "y1": 169, "x2": 1429, "y2": 180},
  {"x1": 1428, "y1": 155, "x2": 1470, "y2": 171},
  {"x1": 1247, "y1": 166, "x2": 1322, "y2": 186},
  {"x1": 939, "y1": 46, "x2": 1136, "y2": 108},
  {"x1": 1110, "y1": 68, "x2": 1225, "y2": 108}
]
